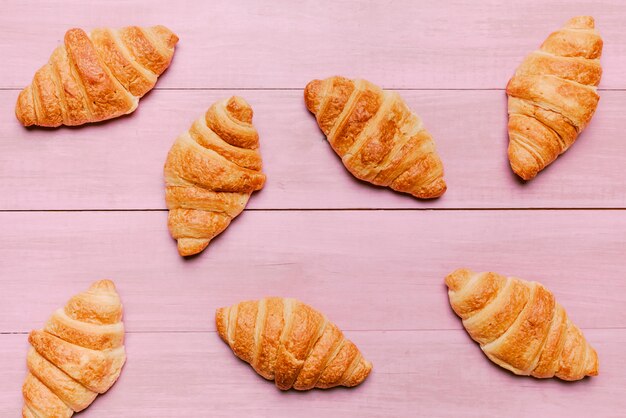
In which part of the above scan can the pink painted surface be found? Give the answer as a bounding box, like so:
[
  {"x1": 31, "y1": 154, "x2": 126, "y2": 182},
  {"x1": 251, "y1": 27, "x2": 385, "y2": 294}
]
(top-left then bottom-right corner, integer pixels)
[
  {"x1": 1, "y1": 89, "x2": 626, "y2": 210},
  {"x1": 1, "y1": 0, "x2": 626, "y2": 90},
  {"x1": 2, "y1": 330, "x2": 626, "y2": 417},
  {"x1": 1, "y1": 210, "x2": 625, "y2": 333},
  {"x1": 1, "y1": 1, "x2": 625, "y2": 417}
]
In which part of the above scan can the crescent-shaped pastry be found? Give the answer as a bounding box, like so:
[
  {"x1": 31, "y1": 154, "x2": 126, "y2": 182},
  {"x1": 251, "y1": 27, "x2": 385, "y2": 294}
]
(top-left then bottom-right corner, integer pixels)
[
  {"x1": 446, "y1": 268, "x2": 598, "y2": 381},
  {"x1": 16, "y1": 25, "x2": 178, "y2": 127},
  {"x1": 506, "y1": 16, "x2": 602, "y2": 179},
  {"x1": 164, "y1": 96, "x2": 266, "y2": 256},
  {"x1": 22, "y1": 280, "x2": 125, "y2": 417},
  {"x1": 305, "y1": 76, "x2": 446, "y2": 199},
  {"x1": 216, "y1": 297, "x2": 372, "y2": 390}
]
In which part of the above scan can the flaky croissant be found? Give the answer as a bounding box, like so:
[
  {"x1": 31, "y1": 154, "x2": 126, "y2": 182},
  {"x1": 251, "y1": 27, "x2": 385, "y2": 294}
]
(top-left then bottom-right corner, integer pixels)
[
  {"x1": 216, "y1": 297, "x2": 372, "y2": 390},
  {"x1": 446, "y1": 268, "x2": 598, "y2": 381},
  {"x1": 164, "y1": 97, "x2": 266, "y2": 256},
  {"x1": 16, "y1": 25, "x2": 178, "y2": 127},
  {"x1": 305, "y1": 76, "x2": 446, "y2": 199},
  {"x1": 506, "y1": 16, "x2": 602, "y2": 180},
  {"x1": 22, "y1": 280, "x2": 125, "y2": 417}
]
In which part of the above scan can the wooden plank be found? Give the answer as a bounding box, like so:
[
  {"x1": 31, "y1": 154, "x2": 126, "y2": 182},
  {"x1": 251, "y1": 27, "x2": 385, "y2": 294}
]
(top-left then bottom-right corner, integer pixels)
[
  {"x1": 1, "y1": 0, "x2": 625, "y2": 90},
  {"x1": 2, "y1": 89, "x2": 625, "y2": 210},
  {"x1": 1, "y1": 210, "x2": 624, "y2": 333},
  {"x1": 1, "y1": 329, "x2": 624, "y2": 417},
  {"x1": 2, "y1": 1, "x2": 625, "y2": 416}
]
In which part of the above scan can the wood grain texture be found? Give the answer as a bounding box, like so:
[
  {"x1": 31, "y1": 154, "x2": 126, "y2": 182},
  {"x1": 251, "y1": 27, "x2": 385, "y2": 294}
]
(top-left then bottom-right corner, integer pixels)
[
  {"x1": 1, "y1": 210, "x2": 624, "y2": 333},
  {"x1": 2, "y1": 0, "x2": 626, "y2": 416},
  {"x1": 2, "y1": 330, "x2": 626, "y2": 417},
  {"x1": 1, "y1": 0, "x2": 626, "y2": 90},
  {"x1": 1, "y1": 89, "x2": 625, "y2": 210}
]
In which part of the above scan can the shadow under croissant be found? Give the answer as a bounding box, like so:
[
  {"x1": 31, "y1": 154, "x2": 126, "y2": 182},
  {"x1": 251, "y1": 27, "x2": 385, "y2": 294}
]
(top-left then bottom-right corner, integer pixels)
[
  {"x1": 19, "y1": 102, "x2": 143, "y2": 132},
  {"x1": 310, "y1": 142, "x2": 447, "y2": 206},
  {"x1": 443, "y1": 282, "x2": 597, "y2": 386},
  {"x1": 215, "y1": 335, "x2": 374, "y2": 394},
  {"x1": 15, "y1": 75, "x2": 173, "y2": 133},
  {"x1": 505, "y1": 139, "x2": 595, "y2": 187},
  {"x1": 177, "y1": 187, "x2": 267, "y2": 262},
  {"x1": 500, "y1": 99, "x2": 528, "y2": 187}
]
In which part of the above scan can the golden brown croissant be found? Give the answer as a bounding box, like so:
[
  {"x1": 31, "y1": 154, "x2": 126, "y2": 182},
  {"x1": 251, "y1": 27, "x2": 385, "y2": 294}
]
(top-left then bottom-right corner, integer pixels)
[
  {"x1": 164, "y1": 97, "x2": 266, "y2": 256},
  {"x1": 506, "y1": 16, "x2": 603, "y2": 180},
  {"x1": 446, "y1": 268, "x2": 598, "y2": 381},
  {"x1": 22, "y1": 280, "x2": 125, "y2": 417},
  {"x1": 304, "y1": 76, "x2": 446, "y2": 199},
  {"x1": 216, "y1": 297, "x2": 372, "y2": 390},
  {"x1": 16, "y1": 25, "x2": 178, "y2": 127}
]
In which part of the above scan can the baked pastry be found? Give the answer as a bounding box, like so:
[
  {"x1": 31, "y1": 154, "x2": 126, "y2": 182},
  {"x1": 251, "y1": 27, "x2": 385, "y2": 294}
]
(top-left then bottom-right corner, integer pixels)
[
  {"x1": 506, "y1": 16, "x2": 603, "y2": 180},
  {"x1": 16, "y1": 25, "x2": 178, "y2": 127},
  {"x1": 446, "y1": 268, "x2": 598, "y2": 381},
  {"x1": 164, "y1": 97, "x2": 265, "y2": 256},
  {"x1": 304, "y1": 76, "x2": 446, "y2": 199},
  {"x1": 216, "y1": 297, "x2": 372, "y2": 390},
  {"x1": 22, "y1": 280, "x2": 125, "y2": 417}
]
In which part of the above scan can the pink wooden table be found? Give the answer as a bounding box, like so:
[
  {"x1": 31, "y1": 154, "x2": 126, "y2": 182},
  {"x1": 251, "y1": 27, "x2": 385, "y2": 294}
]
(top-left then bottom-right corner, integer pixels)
[{"x1": 1, "y1": 1, "x2": 625, "y2": 416}]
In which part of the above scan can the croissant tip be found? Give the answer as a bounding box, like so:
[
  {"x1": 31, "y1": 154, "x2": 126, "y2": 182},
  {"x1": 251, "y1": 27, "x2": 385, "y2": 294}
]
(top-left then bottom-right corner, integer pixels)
[
  {"x1": 150, "y1": 25, "x2": 180, "y2": 48},
  {"x1": 304, "y1": 79, "x2": 323, "y2": 113},
  {"x1": 586, "y1": 348, "x2": 599, "y2": 376},
  {"x1": 565, "y1": 16, "x2": 595, "y2": 29},
  {"x1": 27, "y1": 330, "x2": 46, "y2": 346},
  {"x1": 508, "y1": 144, "x2": 539, "y2": 181},
  {"x1": 439, "y1": 181, "x2": 448, "y2": 196},
  {"x1": 215, "y1": 307, "x2": 229, "y2": 342},
  {"x1": 27, "y1": 330, "x2": 38, "y2": 340},
  {"x1": 15, "y1": 87, "x2": 37, "y2": 127},
  {"x1": 64, "y1": 27, "x2": 87, "y2": 41},
  {"x1": 445, "y1": 268, "x2": 474, "y2": 291},
  {"x1": 511, "y1": 163, "x2": 536, "y2": 181},
  {"x1": 304, "y1": 79, "x2": 321, "y2": 90},
  {"x1": 89, "y1": 280, "x2": 117, "y2": 292},
  {"x1": 339, "y1": 356, "x2": 373, "y2": 388},
  {"x1": 362, "y1": 358, "x2": 374, "y2": 375},
  {"x1": 413, "y1": 179, "x2": 447, "y2": 199},
  {"x1": 224, "y1": 96, "x2": 254, "y2": 124},
  {"x1": 177, "y1": 238, "x2": 210, "y2": 257}
]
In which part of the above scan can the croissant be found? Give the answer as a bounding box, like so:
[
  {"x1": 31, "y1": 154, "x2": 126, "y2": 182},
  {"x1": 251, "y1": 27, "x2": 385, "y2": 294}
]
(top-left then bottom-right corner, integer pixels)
[
  {"x1": 216, "y1": 297, "x2": 372, "y2": 390},
  {"x1": 446, "y1": 268, "x2": 598, "y2": 381},
  {"x1": 16, "y1": 25, "x2": 178, "y2": 127},
  {"x1": 506, "y1": 16, "x2": 603, "y2": 180},
  {"x1": 304, "y1": 76, "x2": 446, "y2": 199},
  {"x1": 164, "y1": 97, "x2": 266, "y2": 256},
  {"x1": 22, "y1": 280, "x2": 125, "y2": 417}
]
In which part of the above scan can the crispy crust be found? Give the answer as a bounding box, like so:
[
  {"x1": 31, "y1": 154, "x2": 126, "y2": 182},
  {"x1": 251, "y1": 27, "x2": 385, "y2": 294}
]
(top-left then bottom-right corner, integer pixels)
[
  {"x1": 90, "y1": 28, "x2": 157, "y2": 97},
  {"x1": 215, "y1": 297, "x2": 372, "y2": 390},
  {"x1": 506, "y1": 16, "x2": 602, "y2": 180},
  {"x1": 304, "y1": 76, "x2": 446, "y2": 199},
  {"x1": 27, "y1": 349, "x2": 97, "y2": 412},
  {"x1": 446, "y1": 268, "x2": 598, "y2": 381},
  {"x1": 23, "y1": 373, "x2": 73, "y2": 418},
  {"x1": 164, "y1": 97, "x2": 266, "y2": 257},
  {"x1": 15, "y1": 25, "x2": 178, "y2": 127},
  {"x1": 22, "y1": 280, "x2": 125, "y2": 417}
]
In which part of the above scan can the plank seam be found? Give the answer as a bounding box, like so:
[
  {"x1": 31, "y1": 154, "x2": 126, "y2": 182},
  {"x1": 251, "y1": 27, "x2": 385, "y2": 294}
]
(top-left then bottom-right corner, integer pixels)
[
  {"x1": 3, "y1": 326, "x2": 625, "y2": 335},
  {"x1": 2, "y1": 87, "x2": 626, "y2": 92},
  {"x1": 0, "y1": 208, "x2": 625, "y2": 213}
]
